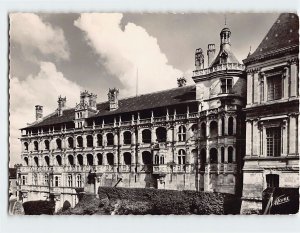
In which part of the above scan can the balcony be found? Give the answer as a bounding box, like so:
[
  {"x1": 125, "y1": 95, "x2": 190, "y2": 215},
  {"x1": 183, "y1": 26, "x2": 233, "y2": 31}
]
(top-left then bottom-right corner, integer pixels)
[{"x1": 120, "y1": 165, "x2": 131, "y2": 172}]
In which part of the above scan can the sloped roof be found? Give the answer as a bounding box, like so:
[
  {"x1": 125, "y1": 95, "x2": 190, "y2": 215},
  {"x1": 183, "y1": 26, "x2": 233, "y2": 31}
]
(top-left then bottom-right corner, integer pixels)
[
  {"x1": 23, "y1": 85, "x2": 197, "y2": 129},
  {"x1": 245, "y1": 13, "x2": 299, "y2": 62},
  {"x1": 210, "y1": 47, "x2": 240, "y2": 67}
]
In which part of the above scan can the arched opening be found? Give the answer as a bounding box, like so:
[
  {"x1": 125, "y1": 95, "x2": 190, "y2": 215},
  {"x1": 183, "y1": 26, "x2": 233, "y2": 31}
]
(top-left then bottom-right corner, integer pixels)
[
  {"x1": 97, "y1": 134, "x2": 102, "y2": 147},
  {"x1": 87, "y1": 154, "x2": 94, "y2": 166},
  {"x1": 209, "y1": 121, "x2": 218, "y2": 138},
  {"x1": 178, "y1": 149, "x2": 186, "y2": 164},
  {"x1": 56, "y1": 155, "x2": 62, "y2": 166},
  {"x1": 97, "y1": 153, "x2": 102, "y2": 165},
  {"x1": 191, "y1": 124, "x2": 198, "y2": 137},
  {"x1": 209, "y1": 148, "x2": 218, "y2": 163},
  {"x1": 68, "y1": 155, "x2": 74, "y2": 166},
  {"x1": 200, "y1": 148, "x2": 206, "y2": 170},
  {"x1": 156, "y1": 127, "x2": 167, "y2": 142},
  {"x1": 77, "y1": 136, "x2": 83, "y2": 148},
  {"x1": 86, "y1": 135, "x2": 93, "y2": 147},
  {"x1": 160, "y1": 155, "x2": 165, "y2": 164},
  {"x1": 24, "y1": 142, "x2": 29, "y2": 151},
  {"x1": 68, "y1": 137, "x2": 74, "y2": 148},
  {"x1": 178, "y1": 125, "x2": 187, "y2": 141},
  {"x1": 44, "y1": 156, "x2": 50, "y2": 166},
  {"x1": 56, "y1": 138, "x2": 62, "y2": 149},
  {"x1": 154, "y1": 154, "x2": 159, "y2": 165},
  {"x1": 142, "y1": 151, "x2": 152, "y2": 165},
  {"x1": 191, "y1": 149, "x2": 198, "y2": 164},
  {"x1": 221, "y1": 117, "x2": 225, "y2": 136},
  {"x1": 266, "y1": 174, "x2": 279, "y2": 188},
  {"x1": 34, "y1": 141, "x2": 39, "y2": 151},
  {"x1": 24, "y1": 157, "x2": 29, "y2": 166},
  {"x1": 123, "y1": 152, "x2": 132, "y2": 165},
  {"x1": 221, "y1": 147, "x2": 225, "y2": 163},
  {"x1": 123, "y1": 131, "x2": 132, "y2": 145},
  {"x1": 142, "y1": 129, "x2": 151, "y2": 143},
  {"x1": 77, "y1": 154, "x2": 83, "y2": 166},
  {"x1": 34, "y1": 156, "x2": 39, "y2": 166},
  {"x1": 228, "y1": 117, "x2": 234, "y2": 136},
  {"x1": 44, "y1": 140, "x2": 49, "y2": 150},
  {"x1": 200, "y1": 122, "x2": 206, "y2": 138},
  {"x1": 107, "y1": 153, "x2": 114, "y2": 165},
  {"x1": 106, "y1": 133, "x2": 114, "y2": 146},
  {"x1": 228, "y1": 146, "x2": 233, "y2": 163}
]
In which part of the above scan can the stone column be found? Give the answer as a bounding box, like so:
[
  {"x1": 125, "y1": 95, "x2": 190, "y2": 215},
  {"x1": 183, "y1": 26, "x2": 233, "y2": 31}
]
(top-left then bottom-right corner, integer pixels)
[
  {"x1": 206, "y1": 121, "x2": 210, "y2": 138},
  {"x1": 93, "y1": 134, "x2": 97, "y2": 147},
  {"x1": 232, "y1": 147, "x2": 236, "y2": 162},
  {"x1": 119, "y1": 131, "x2": 124, "y2": 146},
  {"x1": 82, "y1": 135, "x2": 87, "y2": 148},
  {"x1": 224, "y1": 116, "x2": 228, "y2": 135},
  {"x1": 252, "y1": 120, "x2": 259, "y2": 156},
  {"x1": 218, "y1": 118, "x2": 222, "y2": 136},
  {"x1": 224, "y1": 146, "x2": 228, "y2": 163},
  {"x1": 83, "y1": 154, "x2": 87, "y2": 166},
  {"x1": 217, "y1": 147, "x2": 221, "y2": 163},
  {"x1": 137, "y1": 128, "x2": 142, "y2": 144},
  {"x1": 103, "y1": 153, "x2": 107, "y2": 165},
  {"x1": 282, "y1": 119, "x2": 288, "y2": 156},
  {"x1": 103, "y1": 133, "x2": 107, "y2": 146},
  {"x1": 283, "y1": 67, "x2": 289, "y2": 99},
  {"x1": 167, "y1": 127, "x2": 172, "y2": 142},
  {"x1": 246, "y1": 72, "x2": 253, "y2": 105},
  {"x1": 151, "y1": 127, "x2": 157, "y2": 143},
  {"x1": 131, "y1": 131, "x2": 136, "y2": 145},
  {"x1": 253, "y1": 72, "x2": 259, "y2": 103},
  {"x1": 173, "y1": 125, "x2": 177, "y2": 142},
  {"x1": 132, "y1": 149, "x2": 136, "y2": 165},
  {"x1": 263, "y1": 126, "x2": 267, "y2": 157},
  {"x1": 289, "y1": 115, "x2": 297, "y2": 155},
  {"x1": 263, "y1": 73, "x2": 267, "y2": 102},
  {"x1": 290, "y1": 62, "x2": 298, "y2": 97},
  {"x1": 114, "y1": 133, "x2": 118, "y2": 146},
  {"x1": 246, "y1": 121, "x2": 252, "y2": 156},
  {"x1": 233, "y1": 117, "x2": 237, "y2": 135}
]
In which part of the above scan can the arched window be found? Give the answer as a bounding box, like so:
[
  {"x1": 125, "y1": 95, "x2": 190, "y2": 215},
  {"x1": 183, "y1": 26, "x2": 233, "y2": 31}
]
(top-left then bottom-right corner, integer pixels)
[
  {"x1": 86, "y1": 135, "x2": 93, "y2": 147},
  {"x1": 209, "y1": 148, "x2": 218, "y2": 164},
  {"x1": 201, "y1": 122, "x2": 206, "y2": 138},
  {"x1": 97, "y1": 134, "x2": 103, "y2": 147},
  {"x1": 228, "y1": 117, "x2": 234, "y2": 136},
  {"x1": 97, "y1": 153, "x2": 103, "y2": 165},
  {"x1": 77, "y1": 154, "x2": 83, "y2": 166},
  {"x1": 156, "y1": 127, "x2": 167, "y2": 142},
  {"x1": 56, "y1": 138, "x2": 62, "y2": 149},
  {"x1": 178, "y1": 125, "x2": 186, "y2": 142},
  {"x1": 142, "y1": 129, "x2": 151, "y2": 143},
  {"x1": 221, "y1": 117, "x2": 225, "y2": 136},
  {"x1": 191, "y1": 124, "x2": 198, "y2": 137},
  {"x1": 200, "y1": 148, "x2": 206, "y2": 170},
  {"x1": 87, "y1": 154, "x2": 94, "y2": 166},
  {"x1": 44, "y1": 156, "x2": 50, "y2": 166},
  {"x1": 123, "y1": 152, "x2": 132, "y2": 165},
  {"x1": 106, "y1": 133, "x2": 114, "y2": 146},
  {"x1": 34, "y1": 156, "x2": 39, "y2": 166},
  {"x1": 228, "y1": 146, "x2": 233, "y2": 163},
  {"x1": 160, "y1": 155, "x2": 165, "y2": 164},
  {"x1": 24, "y1": 142, "x2": 29, "y2": 151},
  {"x1": 56, "y1": 155, "x2": 62, "y2": 166},
  {"x1": 34, "y1": 141, "x2": 39, "y2": 151},
  {"x1": 154, "y1": 154, "x2": 159, "y2": 165},
  {"x1": 77, "y1": 136, "x2": 83, "y2": 148},
  {"x1": 107, "y1": 153, "x2": 114, "y2": 165},
  {"x1": 178, "y1": 149, "x2": 186, "y2": 164},
  {"x1": 68, "y1": 155, "x2": 74, "y2": 166},
  {"x1": 68, "y1": 137, "x2": 74, "y2": 148},
  {"x1": 24, "y1": 157, "x2": 29, "y2": 166},
  {"x1": 209, "y1": 121, "x2": 218, "y2": 138},
  {"x1": 123, "y1": 131, "x2": 132, "y2": 145},
  {"x1": 221, "y1": 147, "x2": 225, "y2": 163},
  {"x1": 142, "y1": 151, "x2": 152, "y2": 165},
  {"x1": 76, "y1": 174, "x2": 82, "y2": 187},
  {"x1": 67, "y1": 175, "x2": 72, "y2": 187},
  {"x1": 44, "y1": 140, "x2": 49, "y2": 150}
]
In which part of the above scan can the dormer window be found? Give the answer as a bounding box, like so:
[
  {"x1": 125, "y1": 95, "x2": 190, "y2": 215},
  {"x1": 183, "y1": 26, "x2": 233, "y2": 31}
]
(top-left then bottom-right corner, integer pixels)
[{"x1": 220, "y1": 78, "x2": 233, "y2": 94}]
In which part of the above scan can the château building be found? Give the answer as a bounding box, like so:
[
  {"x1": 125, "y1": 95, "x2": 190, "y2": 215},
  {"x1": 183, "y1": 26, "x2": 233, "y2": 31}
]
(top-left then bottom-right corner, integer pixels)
[
  {"x1": 241, "y1": 13, "x2": 299, "y2": 214},
  {"x1": 17, "y1": 25, "x2": 246, "y2": 210}
]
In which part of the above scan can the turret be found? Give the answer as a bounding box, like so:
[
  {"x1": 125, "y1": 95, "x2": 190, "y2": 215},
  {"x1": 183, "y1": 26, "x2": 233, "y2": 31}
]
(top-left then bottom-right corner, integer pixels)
[
  {"x1": 35, "y1": 105, "x2": 43, "y2": 120},
  {"x1": 108, "y1": 88, "x2": 119, "y2": 111},
  {"x1": 220, "y1": 27, "x2": 231, "y2": 50}
]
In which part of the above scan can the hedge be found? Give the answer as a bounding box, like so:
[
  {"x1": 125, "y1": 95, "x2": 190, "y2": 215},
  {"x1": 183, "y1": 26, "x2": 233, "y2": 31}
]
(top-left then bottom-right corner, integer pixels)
[{"x1": 23, "y1": 200, "x2": 55, "y2": 215}]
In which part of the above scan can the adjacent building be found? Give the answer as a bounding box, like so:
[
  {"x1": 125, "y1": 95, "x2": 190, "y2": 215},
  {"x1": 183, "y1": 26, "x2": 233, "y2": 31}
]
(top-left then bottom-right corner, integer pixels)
[
  {"x1": 17, "y1": 26, "x2": 246, "y2": 210},
  {"x1": 241, "y1": 13, "x2": 299, "y2": 214}
]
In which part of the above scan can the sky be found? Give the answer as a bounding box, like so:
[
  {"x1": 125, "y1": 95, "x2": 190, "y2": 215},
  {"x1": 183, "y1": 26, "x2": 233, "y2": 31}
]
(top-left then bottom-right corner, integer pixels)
[{"x1": 9, "y1": 12, "x2": 279, "y2": 165}]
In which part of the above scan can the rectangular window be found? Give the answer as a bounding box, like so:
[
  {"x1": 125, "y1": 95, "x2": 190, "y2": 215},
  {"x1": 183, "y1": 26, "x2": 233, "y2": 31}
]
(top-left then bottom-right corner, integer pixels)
[
  {"x1": 67, "y1": 175, "x2": 72, "y2": 187},
  {"x1": 22, "y1": 176, "x2": 26, "y2": 185},
  {"x1": 44, "y1": 175, "x2": 49, "y2": 185},
  {"x1": 267, "y1": 75, "x2": 282, "y2": 101},
  {"x1": 220, "y1": 78, "x2": 233, "y2": 94},
  {"x1": 266, "y1": 127, "x2": 281, "y2": 157},
  {"x1": 266, "y1": 174, "x2": 279, "y2": 188}
]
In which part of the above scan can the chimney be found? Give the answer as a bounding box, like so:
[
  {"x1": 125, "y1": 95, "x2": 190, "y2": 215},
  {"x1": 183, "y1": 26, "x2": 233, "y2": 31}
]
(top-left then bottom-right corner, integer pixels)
[
  {"x1": 57, "y1": 96, "x2": 67, "y2": 116},
  {"x1": 108, "y1": 88, "x2": 119, "y2": 111},
  {"x1": 88, "y1": 93, "x2": 97, "y2": 110},
  {"x1": 35, "y1": 105, "x2": 43, "y2": 120},
  {"x1": 80, "y1": 90, "x2": 89, "y2": 105},
  {"x1": 195, "y1": 48, "x2": 204, "y2": 70},
  {"x1": 207, "y1": 44, "x2": 216, "y2": 67},
  {"x1": 177, "y1": 77, "x2": 187, "y2": 87}
]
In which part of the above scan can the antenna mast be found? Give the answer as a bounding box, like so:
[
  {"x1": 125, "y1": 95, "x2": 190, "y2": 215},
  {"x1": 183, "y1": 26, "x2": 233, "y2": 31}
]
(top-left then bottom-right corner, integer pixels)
[{"x1": 136, "y1": 68, "x2": 139, "y2": 97}]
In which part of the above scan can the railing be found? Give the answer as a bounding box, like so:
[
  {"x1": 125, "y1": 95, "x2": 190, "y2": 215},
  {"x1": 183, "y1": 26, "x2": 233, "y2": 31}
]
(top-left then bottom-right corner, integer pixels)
[
  {"x1": 193, "y1": 63, "x2": 245, "y2": 76},
  {"x1": 153, "y1": 165, "x2": 168, "y2": 174}
]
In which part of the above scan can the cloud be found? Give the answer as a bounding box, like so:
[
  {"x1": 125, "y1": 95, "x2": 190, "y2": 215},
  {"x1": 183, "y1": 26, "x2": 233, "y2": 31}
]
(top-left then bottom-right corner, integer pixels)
[
  {"x1": 74, "y1": 13, "x2": 183, "y2": 97},
  {"x1": 10, "y1": 13, "x2": 70, "y2": 60},
  {"x1": 9, "y1": 62, "x2": 82, "y2": 165}
]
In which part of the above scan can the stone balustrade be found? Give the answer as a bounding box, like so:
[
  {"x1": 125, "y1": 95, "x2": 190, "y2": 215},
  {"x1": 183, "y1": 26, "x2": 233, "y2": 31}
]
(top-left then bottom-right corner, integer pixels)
[{"x1": 193, "y1": 63, "x2": 245, "y2": 77}]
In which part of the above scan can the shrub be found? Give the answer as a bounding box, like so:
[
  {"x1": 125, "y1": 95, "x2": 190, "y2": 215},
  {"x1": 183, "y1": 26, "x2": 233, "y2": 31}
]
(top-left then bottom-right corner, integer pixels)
[
  {"x1": 23, "y1": 200, "x2": 55, "y2": 215},
  {"x1": 62, "y1": 200, "x2": 71, "y2": 212}
]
